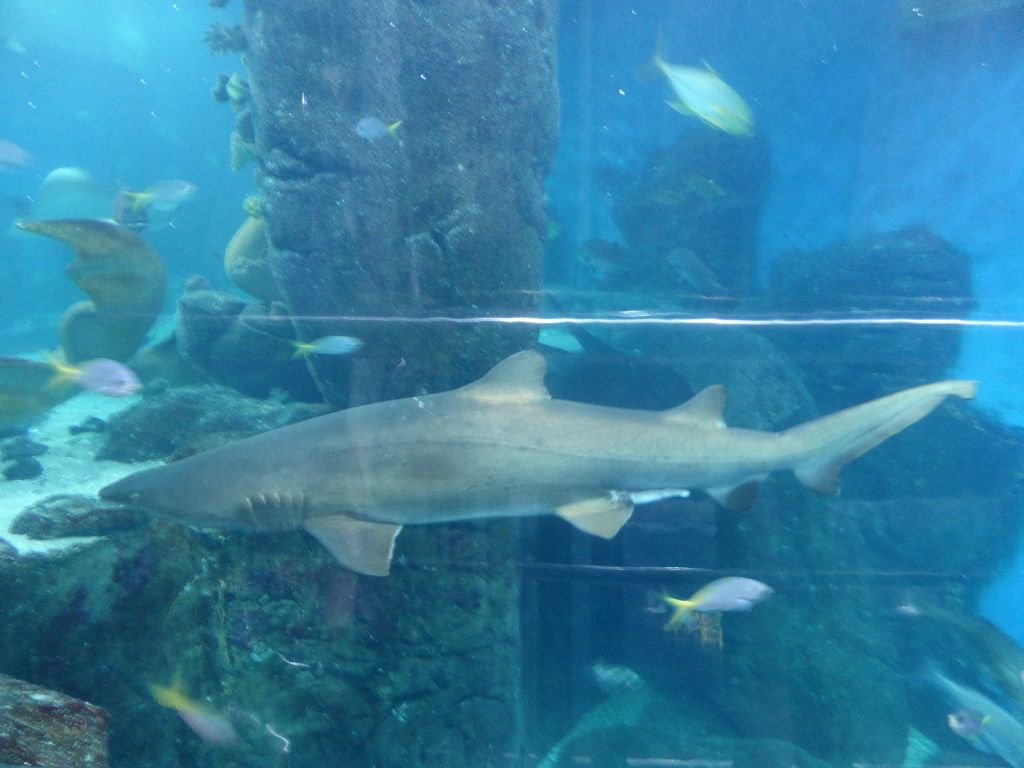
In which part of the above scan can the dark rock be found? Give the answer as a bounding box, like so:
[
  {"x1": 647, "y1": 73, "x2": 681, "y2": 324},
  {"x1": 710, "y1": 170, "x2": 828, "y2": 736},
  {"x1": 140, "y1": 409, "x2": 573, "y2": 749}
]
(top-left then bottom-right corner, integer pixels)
[
  {"x1": 68, "y1": 415, "x2": 107, "y2": 435},
  {"x1": 97, "y1": 385, "x2": 328, "y2": 462},
  {"x1": 246, "y1": 0, "x2": 556, "y2": 405},
  {"x1": 174, "y1": 289, "x2": 247, "y2": 364},
  {"x1": 766, "y1": 227, "x2": 975, "y2": 407},
  {"x1": 3, "y1": 457, "x2": 42, "y2": 480},
  {"x1": 0, "y1": 538, "x2": 16, "y2": 560},
  {"x1": 10, "y1": 494, "x2": 147, "y2": 539},
  {"x1": 0, "y1": 435, "x2": 47, "y2": 461},
  {"x1": 176, "y1": 291, "x2": 320, "y2": 400},
  {"x1": 0, "y1": 673, "x2": 109, "y2": 767},
  {"x1": 604, "y1": 130, "x2": 771, "y2": 301}
]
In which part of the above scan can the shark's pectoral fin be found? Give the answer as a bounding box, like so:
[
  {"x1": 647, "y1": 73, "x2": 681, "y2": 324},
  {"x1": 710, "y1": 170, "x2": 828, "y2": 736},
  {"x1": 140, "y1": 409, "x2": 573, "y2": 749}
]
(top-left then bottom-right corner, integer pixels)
[
  {"x1": 304, "y1": 516, "x2": 402, "y2": 576},
  {"x1": 555, "y1": 496, "x2": 634, "y2": 539},
  {"x1": 706, "y1": 478, "x2": 763, "y2": 511}
]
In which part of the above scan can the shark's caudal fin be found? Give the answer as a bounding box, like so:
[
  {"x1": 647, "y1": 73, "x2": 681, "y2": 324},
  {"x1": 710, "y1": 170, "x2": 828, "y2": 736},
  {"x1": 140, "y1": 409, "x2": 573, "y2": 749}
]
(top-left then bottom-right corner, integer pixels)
[{"x1": 782, "y1": 380, "x2": 977, "y2": 494}]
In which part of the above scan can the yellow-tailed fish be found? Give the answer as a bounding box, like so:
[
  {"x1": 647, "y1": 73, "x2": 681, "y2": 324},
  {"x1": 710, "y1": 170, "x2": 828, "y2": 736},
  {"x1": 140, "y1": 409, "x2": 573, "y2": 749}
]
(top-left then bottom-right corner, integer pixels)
[
  {"x1": 355, "y1": 117, "x2": 403, "y2": 141},
  {"x1": 291, "y1": 335, "x2": 364, "y2": 358},
  {"x1": 652, "y1": 38, "x2": 754, "y2": 137},
  {"x1": 150, "y1": 678, "x2": 238, "y2": 747},
  {"x1": 681, "y1": 173, "x2": 727, "y2": 199},
  {"x1": 648, "y1": 189, "x2": 688, "y2": 206},
  {"x1": 48, "y1": 357, "x2": 141, "y2": 397},
  {"x1": 662, "y1": 576, "x2": 773, "y2": 630}
]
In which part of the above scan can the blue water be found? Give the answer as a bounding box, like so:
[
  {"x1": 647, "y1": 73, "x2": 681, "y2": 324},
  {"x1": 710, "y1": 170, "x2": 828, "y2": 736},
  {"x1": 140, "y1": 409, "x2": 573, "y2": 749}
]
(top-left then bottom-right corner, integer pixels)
[{"x1": 2, "y1": 1, "x2": 1024, "y2": 766}]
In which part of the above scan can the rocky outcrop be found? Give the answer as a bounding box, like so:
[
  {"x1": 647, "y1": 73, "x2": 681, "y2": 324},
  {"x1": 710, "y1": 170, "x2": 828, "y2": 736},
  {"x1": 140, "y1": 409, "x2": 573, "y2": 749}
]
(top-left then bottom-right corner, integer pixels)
[
  {"x1": 243, "y1": 0, "x2": 558, "y2": 406},
  {"x1": 766, "y1": 227, "x2": 974, "y2": 408},
  {"x1": 16, "y1": 219, "x2": 166, "y2": 364},
  {"x1": 0, "y1": 673, "x2": 109, "y2": 767}
]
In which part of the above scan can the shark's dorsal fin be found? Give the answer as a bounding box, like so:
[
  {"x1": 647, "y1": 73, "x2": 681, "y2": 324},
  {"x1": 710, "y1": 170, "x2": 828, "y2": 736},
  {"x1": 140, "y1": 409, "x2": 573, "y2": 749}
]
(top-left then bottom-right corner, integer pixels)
[
  {"x1": 304, "y1": 515, "x2": 402, "y2": 576},
  {"x1": 460, "y1": 350, "x2": 550, "y2": 404},
  {"x1": 664, "y1": 385, "x2": 727, "y2": 427}
]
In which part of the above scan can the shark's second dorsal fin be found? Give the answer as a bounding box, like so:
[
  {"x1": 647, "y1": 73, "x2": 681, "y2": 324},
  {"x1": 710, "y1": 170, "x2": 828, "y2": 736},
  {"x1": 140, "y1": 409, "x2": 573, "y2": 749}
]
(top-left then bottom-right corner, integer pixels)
[
  {"x1": 664, "y1": 385, "x2": 727, "y2": 427},
  {"x1": 460, "y1": 350, "x2": 550, "y2": 404}
]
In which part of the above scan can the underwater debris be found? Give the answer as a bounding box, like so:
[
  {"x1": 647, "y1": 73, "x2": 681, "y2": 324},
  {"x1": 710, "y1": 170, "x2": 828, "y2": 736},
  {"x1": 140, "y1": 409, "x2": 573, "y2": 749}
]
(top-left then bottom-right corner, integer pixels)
[
  {"x1": 203, "y1": 23, "x2": 246, "y2": 54},
  {"x1": 99, "y1": 350, "x2": 974, "y2": 576}
]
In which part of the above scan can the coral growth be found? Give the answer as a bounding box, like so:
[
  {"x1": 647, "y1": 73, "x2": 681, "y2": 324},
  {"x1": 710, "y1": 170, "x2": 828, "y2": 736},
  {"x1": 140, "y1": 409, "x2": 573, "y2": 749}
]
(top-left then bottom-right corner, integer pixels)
[{"x1": 203, "y1": 23, "x2": 246, "y2": 54}]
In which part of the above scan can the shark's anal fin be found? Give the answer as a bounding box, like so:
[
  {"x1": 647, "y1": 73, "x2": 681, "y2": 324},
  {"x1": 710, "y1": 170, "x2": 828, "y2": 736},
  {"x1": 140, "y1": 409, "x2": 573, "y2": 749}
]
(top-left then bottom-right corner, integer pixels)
[
  {"x1": 555, "y1": 496, "x2": 634, "y2": 539},
  {"x1": 459, "y1": 350, "x2": 550, "y2": 404},
  {"x1": 706, "y1": 478, "x2": 763, "y2": 511},
  {"x1": 304, "y1": 515, "x2": 402, "y2": 576}
]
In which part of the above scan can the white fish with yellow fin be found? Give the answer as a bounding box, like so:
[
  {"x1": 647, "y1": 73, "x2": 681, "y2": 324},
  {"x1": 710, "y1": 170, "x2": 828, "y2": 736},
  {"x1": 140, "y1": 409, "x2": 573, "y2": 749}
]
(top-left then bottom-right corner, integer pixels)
[
  {"x1": 661, "y1": 576, "x2": 772, "y2": 630},
  {"x1": 291, "y1": 335, "x2": 364, "y2": 358},
  {"x1": 652, "y1": 38, "x2": 754, "y2": 137},
  {"x1": 150, "y1": 677, "x2": 238, "y2": 747}
]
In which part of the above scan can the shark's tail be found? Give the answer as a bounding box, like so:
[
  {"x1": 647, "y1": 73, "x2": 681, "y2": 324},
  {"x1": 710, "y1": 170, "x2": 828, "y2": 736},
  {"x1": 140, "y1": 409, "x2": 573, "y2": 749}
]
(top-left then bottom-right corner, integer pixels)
[{"x1": 780, "y1": 380, "x2": 977, "y2": 494}]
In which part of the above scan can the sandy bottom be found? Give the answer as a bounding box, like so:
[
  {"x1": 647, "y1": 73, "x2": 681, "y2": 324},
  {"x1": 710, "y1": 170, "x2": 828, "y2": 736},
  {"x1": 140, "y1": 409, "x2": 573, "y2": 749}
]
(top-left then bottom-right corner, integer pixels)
[{"x1": 0, "y1": 392, "x2": 158, "y2": 554}]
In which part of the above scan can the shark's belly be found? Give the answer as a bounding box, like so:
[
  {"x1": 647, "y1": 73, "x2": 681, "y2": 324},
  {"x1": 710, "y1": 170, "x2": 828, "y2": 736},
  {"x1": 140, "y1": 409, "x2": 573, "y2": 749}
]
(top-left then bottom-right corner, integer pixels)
[{"x1": 300, "y1": 437, "x2": 680, "y2": 526}]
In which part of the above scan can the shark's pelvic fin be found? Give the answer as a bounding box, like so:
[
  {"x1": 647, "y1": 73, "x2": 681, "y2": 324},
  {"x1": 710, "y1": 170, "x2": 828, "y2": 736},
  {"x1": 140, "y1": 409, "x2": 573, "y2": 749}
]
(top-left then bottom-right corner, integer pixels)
[
  {"x1": 786, "y1": 379, "x2": 977, "y2": 494},
  {"x1": 459, "y1": 350, "x2": 551, "y2": 404},
  {"x1": 664, "y1": 385, "x2": 727, "y2": 428},
  {"x1": 555, "y1": 496, "x2": 634, "y2": 539},
  {"x1": 304, "y1": 515, "x2": 402, "y2": 576}
]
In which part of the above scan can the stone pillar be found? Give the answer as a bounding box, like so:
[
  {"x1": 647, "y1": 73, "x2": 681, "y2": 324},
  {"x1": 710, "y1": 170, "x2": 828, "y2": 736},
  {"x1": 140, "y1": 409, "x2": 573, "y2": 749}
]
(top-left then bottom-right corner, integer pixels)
[{"x1": 244, "y1": 0, "x2": 558, "y2": 405}]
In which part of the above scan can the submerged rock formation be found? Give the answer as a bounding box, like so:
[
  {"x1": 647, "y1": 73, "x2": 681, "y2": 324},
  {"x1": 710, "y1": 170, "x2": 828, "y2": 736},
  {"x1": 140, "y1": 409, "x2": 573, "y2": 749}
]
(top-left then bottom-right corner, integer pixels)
[
  {"x1": 766, "y1": 227, "x2": 974, "y2": 409},
  {"x1": 243, "y1": 0, "x2": 558, "y2": 405},
  {"x1": 16, "y1": 219, "x2": 167, "y2": 364},
  {"x1": 603, "y1": 131, "x2": 770, "y2": 301},
  {"x1": 0, "y1": 673, "x2": 109, "y2": 767}
]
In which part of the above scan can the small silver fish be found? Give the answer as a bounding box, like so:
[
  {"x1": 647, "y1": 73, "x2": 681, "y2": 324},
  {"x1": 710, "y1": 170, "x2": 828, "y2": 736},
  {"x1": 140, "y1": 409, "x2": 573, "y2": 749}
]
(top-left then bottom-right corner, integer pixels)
[
  {"x1": 134, "y1": 179, "x2": 197, "y2": 213},
  {"x1": 292, "y1": 335, "x2": 364, "y2": 358},
  {"x1": 355, "y1": 117, "x2": 402, "y2": 141},
  {"x1": 0, "y1": 139, "x2": 32, "y2": 171}
]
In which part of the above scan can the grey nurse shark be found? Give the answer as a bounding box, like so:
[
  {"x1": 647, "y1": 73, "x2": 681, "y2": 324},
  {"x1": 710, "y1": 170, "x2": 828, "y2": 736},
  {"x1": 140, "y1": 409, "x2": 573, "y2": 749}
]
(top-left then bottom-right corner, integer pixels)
[{"x1": 100, "y1": 351, "x2": 976, "y2": 576}]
